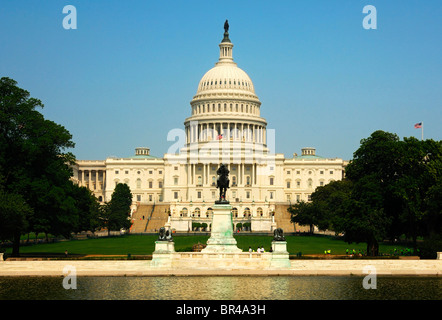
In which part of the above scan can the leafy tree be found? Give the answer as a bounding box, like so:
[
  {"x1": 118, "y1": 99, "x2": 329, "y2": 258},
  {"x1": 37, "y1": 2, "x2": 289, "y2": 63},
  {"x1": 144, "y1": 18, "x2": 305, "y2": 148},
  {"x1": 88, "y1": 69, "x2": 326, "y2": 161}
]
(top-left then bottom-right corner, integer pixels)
[
  {"x1": 0, "y1": 189, "x2": 33, "y2": 254},
  {"x1": 71, "y1": 184, "x2": 101, "y2": 234},
  {"x1": 0, "y1": 77, "x2": 76, "y2": 255},
  {"x1": 102, "y1": 183, "x2": 132, "y2": 236},
  {"x1": 288, "y1": 201, "x2": 318, "y2": 233}
]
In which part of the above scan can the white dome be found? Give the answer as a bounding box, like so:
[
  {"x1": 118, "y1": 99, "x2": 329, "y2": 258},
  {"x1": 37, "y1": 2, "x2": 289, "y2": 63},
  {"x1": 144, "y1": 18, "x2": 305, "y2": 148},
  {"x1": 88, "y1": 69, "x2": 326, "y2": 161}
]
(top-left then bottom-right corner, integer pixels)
[
  {"x1": 196, "y1": 65, "x2": 256, "y2": 96},
  {"x1": 191, "y1": 31, "x2": 259, "y2": 103}
]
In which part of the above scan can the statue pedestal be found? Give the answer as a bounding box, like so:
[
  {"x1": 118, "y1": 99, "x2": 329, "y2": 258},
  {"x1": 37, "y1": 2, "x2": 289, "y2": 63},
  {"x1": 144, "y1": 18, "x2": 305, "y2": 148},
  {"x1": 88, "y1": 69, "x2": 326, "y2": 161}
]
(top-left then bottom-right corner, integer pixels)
[
  {"x1": 270, "y1": 241, "x2": 291, "y2": 268},
  {"x1": 202, "y1": 203, "x2": 242, "y2": 253},
  {"x1": 151, "y1": 241, "x2": 175, "y2": 268}
]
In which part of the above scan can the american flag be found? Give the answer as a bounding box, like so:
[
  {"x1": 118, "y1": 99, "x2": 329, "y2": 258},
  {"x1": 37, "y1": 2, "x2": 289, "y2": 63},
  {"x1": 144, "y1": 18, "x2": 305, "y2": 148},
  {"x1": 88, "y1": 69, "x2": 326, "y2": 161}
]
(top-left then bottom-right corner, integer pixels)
[
  {"x1": 414, "y1": 122, "x2": 422, "y2": 129},
  {"x1": 217, "y1": 134, "x2": 223, "y2": 140}
]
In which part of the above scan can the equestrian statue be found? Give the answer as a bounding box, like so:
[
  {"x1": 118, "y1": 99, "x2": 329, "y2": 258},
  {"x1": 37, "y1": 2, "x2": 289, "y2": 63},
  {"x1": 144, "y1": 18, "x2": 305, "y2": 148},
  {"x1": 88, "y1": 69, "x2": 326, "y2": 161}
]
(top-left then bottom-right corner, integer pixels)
[{"x1": 215, "y1": 163, "x2": 230, "y2": 204}]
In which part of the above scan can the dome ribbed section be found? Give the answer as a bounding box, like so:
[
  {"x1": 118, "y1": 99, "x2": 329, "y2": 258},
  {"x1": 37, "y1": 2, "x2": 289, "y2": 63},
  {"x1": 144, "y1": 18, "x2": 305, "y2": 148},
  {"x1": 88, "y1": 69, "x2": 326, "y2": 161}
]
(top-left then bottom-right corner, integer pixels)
[{"x1": 195, "y1": 65, "x2": 256, "y2": 97}]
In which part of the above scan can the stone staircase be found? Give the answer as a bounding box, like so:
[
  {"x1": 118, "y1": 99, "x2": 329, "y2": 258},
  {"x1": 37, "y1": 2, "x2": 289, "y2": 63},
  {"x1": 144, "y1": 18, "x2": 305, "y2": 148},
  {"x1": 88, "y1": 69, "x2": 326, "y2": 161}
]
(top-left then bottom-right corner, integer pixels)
[
  {"x1": 130, "y1": 204, "x2": 170, "y2": 233},
  {"x1": 144, "y1": 205, "x2": 170, "y2": 232},
  {"x1": 130, "y1": 205, "x2": 153, "y2": 233},
  {"x1": 273, "y1": 204, "x2": 294, "y2": 233}
]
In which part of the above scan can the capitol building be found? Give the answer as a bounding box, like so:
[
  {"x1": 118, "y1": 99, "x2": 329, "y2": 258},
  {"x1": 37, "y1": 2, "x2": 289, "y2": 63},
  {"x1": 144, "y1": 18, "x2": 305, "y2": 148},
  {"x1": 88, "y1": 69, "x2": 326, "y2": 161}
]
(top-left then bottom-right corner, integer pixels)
[{"x1": 72, "y1": 23, "x2": 347, "y2": 233}]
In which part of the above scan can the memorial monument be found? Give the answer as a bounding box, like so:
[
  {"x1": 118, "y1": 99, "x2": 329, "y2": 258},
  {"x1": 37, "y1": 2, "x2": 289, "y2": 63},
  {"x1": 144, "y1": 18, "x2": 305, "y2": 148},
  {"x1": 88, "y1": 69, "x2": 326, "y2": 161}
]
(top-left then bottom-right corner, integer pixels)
[{"x1": 201, "y1": 164, "x2": 242, "y2": 253}]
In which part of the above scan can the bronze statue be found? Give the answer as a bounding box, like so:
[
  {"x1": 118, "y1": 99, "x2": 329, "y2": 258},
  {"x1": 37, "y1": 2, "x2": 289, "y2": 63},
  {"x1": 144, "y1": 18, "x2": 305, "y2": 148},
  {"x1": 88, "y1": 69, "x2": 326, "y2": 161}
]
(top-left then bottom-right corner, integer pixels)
[
  {"x1": 215, "y1": 163, "x2": 230, "y2": 204},
  {"x1": 158, "y1": 227, "x2": 173, "y2": 242},
  {"x1": 273, "y1": 228, "x2": 286, "y2": 241},
  {"x1": 224, "y1": 20, "x2": 229, "y2": 33}
]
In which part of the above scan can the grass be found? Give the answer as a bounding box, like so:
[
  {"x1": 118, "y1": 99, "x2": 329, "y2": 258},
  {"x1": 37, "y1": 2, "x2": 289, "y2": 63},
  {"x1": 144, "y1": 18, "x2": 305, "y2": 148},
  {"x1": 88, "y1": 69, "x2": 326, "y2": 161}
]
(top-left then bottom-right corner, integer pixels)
[{"x1": 3, "y1": 234, "x2": 409, "y2": 258}]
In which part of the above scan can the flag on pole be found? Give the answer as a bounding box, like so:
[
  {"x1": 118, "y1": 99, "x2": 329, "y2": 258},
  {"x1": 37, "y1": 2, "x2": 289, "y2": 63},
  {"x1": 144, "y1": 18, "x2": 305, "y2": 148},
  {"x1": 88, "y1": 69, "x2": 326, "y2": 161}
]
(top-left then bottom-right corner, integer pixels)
[
  {"x1": 217, "y1": 134, "x2": 223, "y2": 140},
  {"x1": 414, "y1": 122, "x2": 422, "y2": 129}
]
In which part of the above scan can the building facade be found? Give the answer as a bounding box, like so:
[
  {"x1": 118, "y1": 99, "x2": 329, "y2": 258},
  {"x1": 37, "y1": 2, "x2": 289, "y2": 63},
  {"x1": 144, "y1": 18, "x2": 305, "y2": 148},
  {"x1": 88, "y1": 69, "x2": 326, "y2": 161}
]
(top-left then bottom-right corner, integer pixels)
[{"x1": 73, "y1": 26, "x2": 347, "y2": 232}]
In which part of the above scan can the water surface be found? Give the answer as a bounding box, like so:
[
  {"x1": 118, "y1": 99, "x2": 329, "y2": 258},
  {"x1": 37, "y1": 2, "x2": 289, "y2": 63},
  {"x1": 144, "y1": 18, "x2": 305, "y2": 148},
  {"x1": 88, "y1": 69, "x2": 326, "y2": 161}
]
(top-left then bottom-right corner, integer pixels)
[{"x1": 0, "y1": 276, "x2": 440, "y2": 300}]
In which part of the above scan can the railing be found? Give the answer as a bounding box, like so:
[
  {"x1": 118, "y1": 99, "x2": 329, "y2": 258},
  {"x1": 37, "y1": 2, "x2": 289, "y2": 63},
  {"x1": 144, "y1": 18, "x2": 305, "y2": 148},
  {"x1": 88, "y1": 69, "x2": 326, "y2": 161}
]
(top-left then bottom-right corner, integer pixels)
[{"x1": 144, "y1": 202, "x2": 156, "y2": 232}]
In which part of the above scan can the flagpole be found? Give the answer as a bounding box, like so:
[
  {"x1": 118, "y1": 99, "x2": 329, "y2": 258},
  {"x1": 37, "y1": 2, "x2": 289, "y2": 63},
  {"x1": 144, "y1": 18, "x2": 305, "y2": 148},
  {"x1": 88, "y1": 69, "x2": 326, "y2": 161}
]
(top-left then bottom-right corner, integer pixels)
[{"x1": 422, "y1": 121, "x2": 424, "y2": 141}]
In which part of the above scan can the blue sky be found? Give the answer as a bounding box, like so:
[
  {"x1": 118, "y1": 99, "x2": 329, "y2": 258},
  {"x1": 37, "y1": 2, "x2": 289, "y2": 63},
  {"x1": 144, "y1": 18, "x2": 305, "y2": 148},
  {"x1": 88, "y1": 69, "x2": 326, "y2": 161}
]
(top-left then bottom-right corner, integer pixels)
[{"x1": 1, "y1": 0, "x2": 441, "y2": 161}]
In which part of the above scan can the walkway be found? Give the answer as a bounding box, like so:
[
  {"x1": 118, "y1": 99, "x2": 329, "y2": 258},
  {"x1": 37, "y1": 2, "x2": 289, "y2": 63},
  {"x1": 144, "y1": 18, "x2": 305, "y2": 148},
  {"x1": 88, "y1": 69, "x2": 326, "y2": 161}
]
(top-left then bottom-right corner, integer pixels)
[{"x1": 1, "y1": 259, "x2": 441, "y2": 276}]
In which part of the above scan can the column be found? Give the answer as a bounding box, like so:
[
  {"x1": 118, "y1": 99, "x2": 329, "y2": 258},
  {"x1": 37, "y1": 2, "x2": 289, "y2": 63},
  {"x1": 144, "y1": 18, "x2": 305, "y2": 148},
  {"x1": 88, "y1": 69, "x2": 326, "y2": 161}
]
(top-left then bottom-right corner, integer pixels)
[
  {"x1": 252, "y1": 164, "x2": 255, "y2": 185},
  {"x1": 187, "y1": 164, "x2": 191, "y2": 186},
  {"x1": 96, "y1": 171, "x2": 99, "y2": 190},
  {"x1": 81, "y1": 170, "x2": 85, "y2": 187}
]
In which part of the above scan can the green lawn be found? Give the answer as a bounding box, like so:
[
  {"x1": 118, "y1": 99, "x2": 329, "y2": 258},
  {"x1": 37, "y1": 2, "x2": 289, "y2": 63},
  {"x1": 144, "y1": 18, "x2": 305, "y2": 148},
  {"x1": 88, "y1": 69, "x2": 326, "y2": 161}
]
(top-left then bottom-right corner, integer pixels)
[{"x1": 5, "y1": 234, "x2": 408, "y2": 257}]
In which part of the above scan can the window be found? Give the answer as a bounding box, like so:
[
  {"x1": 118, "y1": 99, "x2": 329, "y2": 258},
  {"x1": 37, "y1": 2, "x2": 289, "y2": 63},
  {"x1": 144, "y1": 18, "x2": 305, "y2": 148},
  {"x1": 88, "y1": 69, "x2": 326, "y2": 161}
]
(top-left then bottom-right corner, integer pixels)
[
  {"x1": 270, "y1": 192, "x2": 274, "y2": 199},
  {"x1": 149, "y1": 170, "x2": 153, "y2": 174},
  {"x1": 246, "y1": 191, "x2": 250, "y2": 199},
  {"x1": 287, "y1": 170, "x2": 291, "y2": 174},
  {"x1": 296, "y1": 194, "x2": 301, "y2": 202},
  {"x1": 330, "y1": 171, "x2": 334, "y2": 175},
  {"x1": 149, "y1": 194, "x2": 153, "y2": 201},
  {"x1": 125, "y1": 170, "x2": 129, "y2": 174},
  {"x1": 308, "y1": 179, "x2": 313, "y2": 188},
  {"x1": 149, "y1": 181, "x2": 153, "y2": 188},
  {"x1": 320, "y1": 181, "x2": 324, "y2": 186},
  {"x1": 159, "y1": 170, "x2": 162, "y2": 174},
  {"x1": 297, "y1": 181, "x2": 301, "y2": 188},
  {"x1": 136, "y1": 195, "x2": 141, "y2": 201},
  {"x1": 197, "y1": 191, "x2": 202, "y2": 199},
  {"x1": 159, "y1": 181, "x2": 163, "y2": 188},
  {"x1": 308, "y1": 194, "x2": 312, "y2": 201},
  {"x1": 174, "y1": 192, "x2": 178, "y2": 200},
  {"x1": 287, "y1": 181, "x2": 291, "y2": 189},
  {"x1": 174, "y1": 177, "x2": 178, "y2": 185},
  {"x1": 270, "y1": 177, "x2": 274, "y2": 185},
  {"x1": 115, "y1": 170, "x2": 119, "y2": 174},
  {"x1": 136, "y1": 179, "x2": 141, "y2": 189},
  {"x1": 320, "y1": 171, "x2": 324, "y2": 174}
]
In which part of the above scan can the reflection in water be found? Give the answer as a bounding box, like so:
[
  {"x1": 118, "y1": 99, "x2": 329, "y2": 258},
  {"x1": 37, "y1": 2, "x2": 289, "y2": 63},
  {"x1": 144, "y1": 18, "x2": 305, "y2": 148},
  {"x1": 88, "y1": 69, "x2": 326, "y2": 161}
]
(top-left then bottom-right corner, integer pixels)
[{"x1": 0, "y1": 276, "x2": 440, "y2": 300}]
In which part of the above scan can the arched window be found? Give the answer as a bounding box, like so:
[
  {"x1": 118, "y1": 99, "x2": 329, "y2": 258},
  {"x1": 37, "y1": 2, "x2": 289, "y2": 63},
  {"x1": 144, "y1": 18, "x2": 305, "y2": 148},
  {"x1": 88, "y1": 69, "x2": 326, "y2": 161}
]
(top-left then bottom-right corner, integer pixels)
[
  {"x1": 232, "y1": 207, "x2": 238, "y2": 217},
  {"x1": 244, "y1": 207, "x2": 251, "y2": 216},
  {"x1": 257, "y1": 207, "x2": 263, "y2": 217},
  {"x1": 194, "y1": 207, "x2": 201, "y2": 216},
  {"x1": 232, "y1": 176, "x2": 237, "y2": 186},
  {"x1": 181, "y1": 208, "x2": 188, "y2": 217},
  {"x1": 206, "y1": 207, "x2": 213, "y2": 218},
  {"x1": 136, "y1": 178, "x2": 141, "y2": 189}
]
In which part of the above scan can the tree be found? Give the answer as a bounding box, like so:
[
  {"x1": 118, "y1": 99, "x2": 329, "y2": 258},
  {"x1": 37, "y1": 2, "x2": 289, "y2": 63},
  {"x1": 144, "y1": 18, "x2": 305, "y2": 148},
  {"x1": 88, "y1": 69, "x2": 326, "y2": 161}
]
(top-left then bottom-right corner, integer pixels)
[
  {"x1": 71, "y1": 184, "x2": 101, "y2": 234},
  {"x1": 288, "y1": 201, "x2": 318, "y2": 233},
  {"x1": 0, "y1": 190, "x2": 33, "y2": 254},
  {"x1": 102, "y1": 183, "x2": 132, "y2": 236},
  {"x1": 0, "y1": 77, "x2": 76, "y2": 255}
]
